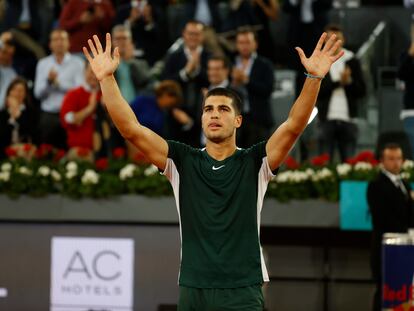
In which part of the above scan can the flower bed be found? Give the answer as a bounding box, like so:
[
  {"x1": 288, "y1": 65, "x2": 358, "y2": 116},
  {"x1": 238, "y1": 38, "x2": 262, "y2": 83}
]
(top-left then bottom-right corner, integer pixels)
[{"x1": 1, "y1": 145, "x2": 413, "y2": 201}]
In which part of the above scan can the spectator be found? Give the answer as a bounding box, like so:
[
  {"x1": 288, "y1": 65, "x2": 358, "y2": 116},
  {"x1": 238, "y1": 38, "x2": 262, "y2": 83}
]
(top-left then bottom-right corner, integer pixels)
[
  {"x1": 232, "y1": 28, "x2": 274, "y2": 147},
  {"x1": 34, "y1": 29, "x2": 85, "y2": 149},
  {"x1": 111, "y1": 25, "x2": 151, "y2": 104},
  {"x1": 206, "y1": 55, "x2": 247, "y2": 107},
  {"x1": 183, "y1": 0, "x2": 224, "y2": 57},
  {"x1": 0, "y1": 77, "x2": 34, "y2": 159},
  {"x1": 115, "y1": 0, "x2": 166, "y2": 66},
  {"x1": 222, "y1": 0, "x2": 257, "y2": 32},
  {"x1": 59, "y1": 0, "x2": 115, "y2": 54},
  {"x1": 367, "y1": 143, "x2": 414, "y2": 311},
  {"x1": 317, "y1": 24, "x2": 366, "y2": 163},
  {"x1": 252, "y1": 0, "x2": 279, "y2": 63},
  {"x1": 283, "y1": 0, "x2": 331, "y2": 68},
  {"x1": 0, "y1": 38, "x2": 17, "y2": 110},
  {"x1": 130, "y1": 80, "x2": 186, "y2": 137},
  {"x1": 60, "y1": 63, "x2": 100, "y2": 156},
  {"x1": 397, "y1": 39, "x2": 414, "y2": 158},
  {"x1": 161, "y1": 20, "x2": 210, "y2": 146}
]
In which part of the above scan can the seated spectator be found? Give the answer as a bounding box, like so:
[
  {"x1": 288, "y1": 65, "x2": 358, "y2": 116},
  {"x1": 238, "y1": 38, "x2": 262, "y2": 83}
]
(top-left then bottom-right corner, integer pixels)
[
  {"x1": 0, "y1": 37, "x2": 17, "y2": 110},
  {"x1": 128, "y1": 80, "x2": 192, "y2": 157},
  {"x1": 222, "y1": 0, "x2": 257, "y2": 32},
  {"x1": 0, "y1": 77, "x2": 35, "y2": 159},
  {"x1": 115, "y1": 0, "x2": 166, "y2": 66},
  {"x1": 129, "y1": 80, "x2": 190, "y2": 138},
  {"x1": 112, "y1": 25, "x2": 151, "y2": 103},
  {"x1": 60, "y1": 63, "x2": 100, "y2": 156},
  {"x1": 59, "y1": 0, "x2": 115, "y2": 54}
]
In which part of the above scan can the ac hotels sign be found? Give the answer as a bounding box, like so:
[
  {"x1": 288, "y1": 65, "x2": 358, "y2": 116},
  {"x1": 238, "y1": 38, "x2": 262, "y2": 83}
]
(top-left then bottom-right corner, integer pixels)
[{"x1": 50, "y1": 237, "x2": 134, "y2": 311}]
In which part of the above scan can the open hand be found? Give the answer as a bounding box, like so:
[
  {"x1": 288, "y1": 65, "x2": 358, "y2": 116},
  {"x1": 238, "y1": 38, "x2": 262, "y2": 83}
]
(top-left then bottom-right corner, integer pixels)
[
  {"x1": 295, "y1": 32, "x2": 344, "y2": 78},
  {"x1": 83, "y1": 34, "x2": 120, "y2": 82}
]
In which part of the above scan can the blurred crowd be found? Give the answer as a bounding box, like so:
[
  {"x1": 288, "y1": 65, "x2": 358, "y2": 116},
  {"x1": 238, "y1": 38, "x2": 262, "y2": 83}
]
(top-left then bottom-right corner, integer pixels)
[{"x1": 0, "y1": 0, "x2": 411, "y2": 163}]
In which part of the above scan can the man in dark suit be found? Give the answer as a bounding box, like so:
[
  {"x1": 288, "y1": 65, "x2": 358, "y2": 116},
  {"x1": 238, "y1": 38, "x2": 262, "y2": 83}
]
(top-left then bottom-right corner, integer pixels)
[
  {"x1": 161, "y1": 20, "x2": 210, "y2": 147},
  {"x1": 317, "y1": 24, "x2": 366, "y2": 162},
  {"x1": 367, "y1": 143, "x2": 414, "y2": 311},
  {"x1": 231, "y1": 28, "x2": 274, "y2": 147}
]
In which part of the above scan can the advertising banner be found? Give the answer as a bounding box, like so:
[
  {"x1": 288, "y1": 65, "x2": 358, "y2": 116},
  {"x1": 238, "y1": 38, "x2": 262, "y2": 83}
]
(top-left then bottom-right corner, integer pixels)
[{"x1": 50, "y1": 237, "x2": 134, "y2": 311}]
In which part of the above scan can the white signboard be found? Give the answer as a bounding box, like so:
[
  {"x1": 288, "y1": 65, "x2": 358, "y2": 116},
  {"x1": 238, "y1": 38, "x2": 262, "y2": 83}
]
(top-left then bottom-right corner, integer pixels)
[{"x1": 50, "y1": 237, "x2": 134, "y2": 311}]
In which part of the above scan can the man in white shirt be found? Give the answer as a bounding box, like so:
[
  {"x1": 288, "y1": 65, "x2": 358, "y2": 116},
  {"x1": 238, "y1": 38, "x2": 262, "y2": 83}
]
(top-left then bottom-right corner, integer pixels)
[
  {"x1": 316, "y1": 24, "x2": 366, "y2": 162},
  {"x1": 34, "y1": 29, "x2": 84, "y2": 149}
]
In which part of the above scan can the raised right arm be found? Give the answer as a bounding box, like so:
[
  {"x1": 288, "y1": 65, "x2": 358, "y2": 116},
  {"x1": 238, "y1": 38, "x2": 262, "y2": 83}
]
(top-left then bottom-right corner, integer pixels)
[{"x1": 83, "y1": 33, "x2": 168, "y2": 170}]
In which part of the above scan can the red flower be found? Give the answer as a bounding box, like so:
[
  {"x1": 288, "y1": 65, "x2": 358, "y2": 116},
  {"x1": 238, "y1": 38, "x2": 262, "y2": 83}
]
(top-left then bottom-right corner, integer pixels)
[
  {"x1": 369, "y1": 158, "x2": 379, "y2": 166},
  {"x1": 36, "y1": 143, "x2": 53, "y2": 158},
  {"x1": 310, "y1": 153, "x2": 330, "y2": 166},
  {"x1": 76, "y1": 147, "x2": 91, "y2": 157},
  {"x1": 95, "y1": 158, "x2": 109, "y2": 171},
  {"x1": 54, "y1": 149, "x2": 66, "y2": 162},
  {"x1": 112, "y1": 147, "x2": 126, "y2": 159},
  {"x1": 355, "y1": 150, "x2": 376, "y2": 162},
  {"x1": 345, "y1": 157, "x2": 358, "y2": 165},
  {"x1": 133, "y1": 152, "x2": 150, "y2": 164},
  {"x1": 284, "y1": 156, "x2": 299, "y2": 170},
  {"x1": 5, "y1": 146, "x2": 17, "y2": 157},
  {"x1": 22, "y1": 143, "x2": 32, "y2": 152}
]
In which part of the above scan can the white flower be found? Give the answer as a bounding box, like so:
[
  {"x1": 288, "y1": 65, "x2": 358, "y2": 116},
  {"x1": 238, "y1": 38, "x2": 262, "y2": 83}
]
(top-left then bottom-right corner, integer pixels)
[
  {"x1": 81, "y1": 169, "x2": 99, "y2": 185},
  {"x1": 18, "y1": 166, "x2": 32, "y2": 176},
  {"x1": 51, "y1": 170, "x2": 62, "y2": 182},
  {"x1": 66, "y1": 161, "x2": 78, "y2": 172},
  {"x1": 1, "y1": 162, "x2": 12, "y2": 172},
  {"x1": 119, "y1": 164, "x2": 137, "y2": 181},
  {"x1": 275, "y1": 171, "x2": 290, "y2": 183},
  {"x1": 38, "y1": 166, "x2": 51, "y2": 177},
  {"x1": 336, "y1": 163, "x2": 352, "y2": 176},
  {"x1": 65, "y1": 170, "x2": 77, "y2": 180},
  {"x1": 354, "y1": 162, "x2": 373, "y2": 171},
  {"x1": 144, "y1": 164, "x2": 158, "y2": 177},
  {"x1": 312, "y1": 168, "x2": 333, "y2": 181},
  {"x1": 0, "y1": 171, "x2": 10, "y2": 182},
  {"x1": 305, "y1": 168, "x2": 315, "y2": 177},
  {"x1": 291, "y1": 171, "x2": 308, "y2": 183},
  {"x1": 401, "y1": 172, "x2": 411, "y2": 180},
  {"x1": 403, "y1": 160, "x2": 414, "y2": 170},
  {"x1": 320, "y1": 168, "x2": 333, "y2": 178}
]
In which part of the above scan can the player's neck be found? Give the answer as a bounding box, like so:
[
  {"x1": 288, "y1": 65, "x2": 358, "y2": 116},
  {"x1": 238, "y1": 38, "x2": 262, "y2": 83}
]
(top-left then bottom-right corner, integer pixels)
[{"x1": 205, "y1": 139, "x2": 237, "y2": 161}]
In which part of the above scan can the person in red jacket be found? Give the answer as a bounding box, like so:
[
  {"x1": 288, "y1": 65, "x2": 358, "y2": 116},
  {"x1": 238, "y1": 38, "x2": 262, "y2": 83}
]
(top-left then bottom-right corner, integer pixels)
[
  {"x1": 59, "y1": 0, "x2": 115, "y2": 54},
  {"x1": 60, "y1": 63, "x2": 101, "y2": 153}
]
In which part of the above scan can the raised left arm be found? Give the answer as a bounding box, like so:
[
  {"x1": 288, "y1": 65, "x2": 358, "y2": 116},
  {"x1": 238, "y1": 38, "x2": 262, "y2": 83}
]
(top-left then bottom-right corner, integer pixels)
[{"x1": 266, "y1": 32, "x2": 344, "y2": 171}]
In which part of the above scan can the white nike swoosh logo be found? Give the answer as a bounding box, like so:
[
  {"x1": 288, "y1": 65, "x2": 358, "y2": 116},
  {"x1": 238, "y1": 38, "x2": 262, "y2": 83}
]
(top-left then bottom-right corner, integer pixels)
[{"x1": 212, "y1": 165, "x2": 225, "y2": 171}]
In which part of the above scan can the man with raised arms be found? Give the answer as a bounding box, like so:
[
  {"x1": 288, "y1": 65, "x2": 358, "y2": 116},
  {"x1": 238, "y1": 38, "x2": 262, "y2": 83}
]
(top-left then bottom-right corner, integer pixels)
[{"x1": 83, "y1": 32, "x2": 343, "y2": 310}]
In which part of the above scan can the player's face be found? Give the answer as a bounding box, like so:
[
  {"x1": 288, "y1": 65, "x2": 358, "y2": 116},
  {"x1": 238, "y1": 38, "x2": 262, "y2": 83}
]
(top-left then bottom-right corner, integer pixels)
[
  {"x1": 382, "y1": 148, "x2": 403, "y2": 175},
  {"x1": 201, "y1": 96, "x2": 241, "y2": 143}
]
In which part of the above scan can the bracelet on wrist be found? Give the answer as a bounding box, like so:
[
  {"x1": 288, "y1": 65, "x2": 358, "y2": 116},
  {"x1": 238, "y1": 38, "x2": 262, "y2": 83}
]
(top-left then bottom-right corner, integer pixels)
[{"x1": 304, "y1": 72, "x2": 325, "y2": 80}]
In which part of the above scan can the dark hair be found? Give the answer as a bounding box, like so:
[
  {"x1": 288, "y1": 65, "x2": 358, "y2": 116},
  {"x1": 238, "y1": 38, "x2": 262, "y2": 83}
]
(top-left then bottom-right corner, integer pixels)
[
  {"x1": 208, "y1": 55, "x2": 231, "y2": 70},
  {"x1": 204, "y1": 87, "x2": 242, "y2": 115},
  {"x1": 155, "y1": 80, "x2": 183, "y2": 102},
  {"x1": 380, "y1": 143, "x2": 402, "y2": 159},
  {"x1": 324, "y1": 24, "x2": 344, "y2": 33},
  {"x1": 236, "y1": 27, "x2": 258, "y2": 42},
  {"x1": 5, "y1": 77, "x2": 31, "y2": 107},
  {"x1": 184, "y1": 20, "x2": 205, "y2": 30}
]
